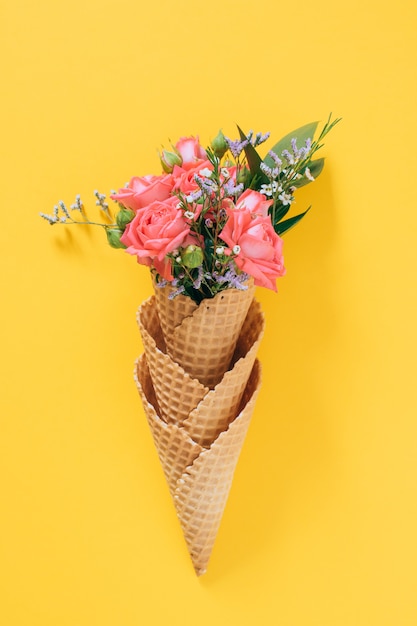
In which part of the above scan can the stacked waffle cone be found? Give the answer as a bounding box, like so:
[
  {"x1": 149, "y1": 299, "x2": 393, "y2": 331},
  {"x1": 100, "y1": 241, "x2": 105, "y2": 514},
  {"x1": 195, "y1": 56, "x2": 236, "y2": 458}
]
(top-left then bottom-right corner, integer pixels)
[{"x1": 134, "y1": 281, "x2": 265, "y2": 575}]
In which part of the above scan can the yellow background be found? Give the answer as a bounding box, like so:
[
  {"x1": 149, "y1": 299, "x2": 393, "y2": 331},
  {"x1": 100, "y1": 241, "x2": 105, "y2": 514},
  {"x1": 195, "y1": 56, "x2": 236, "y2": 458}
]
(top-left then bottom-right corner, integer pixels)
[{"x1": 1, "y1": 0, "x2": 417, "y2": 624}]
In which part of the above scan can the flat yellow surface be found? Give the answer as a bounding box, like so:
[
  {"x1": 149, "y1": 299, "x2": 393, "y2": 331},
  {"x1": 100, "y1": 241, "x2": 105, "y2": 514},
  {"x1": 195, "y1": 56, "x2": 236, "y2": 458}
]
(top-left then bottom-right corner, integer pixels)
[{"x1": 1, "y1": 0, "x2": 417, "y2": 624}]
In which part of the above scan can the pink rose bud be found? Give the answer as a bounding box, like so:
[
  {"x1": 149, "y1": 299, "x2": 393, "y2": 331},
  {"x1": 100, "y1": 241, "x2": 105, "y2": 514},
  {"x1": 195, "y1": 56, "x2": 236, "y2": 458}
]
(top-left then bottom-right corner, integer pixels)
[
  {"x1": 160, "y1": 149, "x2": 182, "y2": 174},
  {"x1": 211, "y1": 130, "x2": 228, "y2": 158}
]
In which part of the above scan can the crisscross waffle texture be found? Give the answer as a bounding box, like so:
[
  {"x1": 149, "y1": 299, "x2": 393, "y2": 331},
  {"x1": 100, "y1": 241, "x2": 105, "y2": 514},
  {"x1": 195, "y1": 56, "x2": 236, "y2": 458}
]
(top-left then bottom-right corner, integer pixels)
[
  {"x1": 174, "y1": 361, "x2": 261, "y2": 575},
  {"x1": 153, "y1": 280, "x2": 256, "y2": 388},
  {"x1": 135, "y1": 355, "x2": 203, "y2": 496},
  {"x1": 135, "y1": 353, "x2": 261, "y2": 575},
  {"x1": 134, "y1": 284, "x2": 264, "y2": 575},
  {"x1": 183, "y1": 300, "x2": 265, "y2": 446},
  {"x1": 137, "y1": 297, "x2": 208, "y2": 426}
]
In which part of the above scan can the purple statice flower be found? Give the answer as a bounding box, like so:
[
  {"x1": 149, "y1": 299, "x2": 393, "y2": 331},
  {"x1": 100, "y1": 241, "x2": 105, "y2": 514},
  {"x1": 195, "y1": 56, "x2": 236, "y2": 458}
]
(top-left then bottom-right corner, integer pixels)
[
  {"x1": 281, "y1": 149, "x2": 295, "y2": 165},
  {"x1": 168, "y1": 285, "x2": 186, "y2": 299},
  {"x1": 224, "y1": 179, "x2": 244, "y2": 197},
  {"x1": 260, "y1": 162, "x2": 279, "y2": 180},
  {"x1": 268, "y1": 150, "x2": 283, "y2": 167},
  {"x1": 155, "y1": 278, "x2": 169, "y2": 288},
  {"x1": 224, "y1": 137, "x2": 249, "y2": 158},
  {"x1": 185, "y1": 189, "x2": 203, "y2": 202},
  {"x1": 288, "y1": 138, "x2": 312, "y2": 162},
  {"x1": 194, "y1": 174, "x2": 216, "y2": 194},
  {"x1": 213, "y1": 264, "x2": 250, "y2": 290},
  {"x1": 193, "y1": 265, "x2": 204, "y2": 290},
  {"x1": 252, "y1": 131, "x2": 270, "y2": 147}
]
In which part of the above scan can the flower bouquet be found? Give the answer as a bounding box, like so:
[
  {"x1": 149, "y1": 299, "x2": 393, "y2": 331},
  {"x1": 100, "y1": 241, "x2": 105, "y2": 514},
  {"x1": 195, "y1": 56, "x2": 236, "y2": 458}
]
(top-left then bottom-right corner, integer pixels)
[{"x1": 41, "y1": 115, "x2": 339, "y2": 575}]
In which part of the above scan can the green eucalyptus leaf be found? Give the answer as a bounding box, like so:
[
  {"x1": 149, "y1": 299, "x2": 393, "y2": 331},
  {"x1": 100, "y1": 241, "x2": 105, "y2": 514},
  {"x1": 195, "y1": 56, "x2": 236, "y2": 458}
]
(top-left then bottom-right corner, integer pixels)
[
  {"x1": 291, "y1": 158, "x2": 325, "y2": 188},
  {"x1": 264, "y1": 121, "x2": 319, "y2": 168},
  {"x1": 275, "y1": 208, "x2": 310, "y2": 235}
]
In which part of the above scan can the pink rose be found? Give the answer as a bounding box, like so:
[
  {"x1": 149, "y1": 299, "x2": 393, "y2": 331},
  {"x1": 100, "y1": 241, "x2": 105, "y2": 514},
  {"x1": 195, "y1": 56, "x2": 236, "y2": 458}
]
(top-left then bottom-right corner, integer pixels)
[
  {"x1": 110, "y1": 174, "x2": 173, "y2": 211},
  {"x1": 172, "y1": 160, "x2": 213, "y2": 194},
  {"x1": 175, "y1": 136, "x2": 206, "y2": 164},
  {"x1": 235, "y1": 189, "x2": 273, "y2": 217},
  {"x1": 120, "y1": 196, "x2": 191, "y2": 281},
  {"x1": 219, "y1": 206, "x2": 286, "y2": 291}
]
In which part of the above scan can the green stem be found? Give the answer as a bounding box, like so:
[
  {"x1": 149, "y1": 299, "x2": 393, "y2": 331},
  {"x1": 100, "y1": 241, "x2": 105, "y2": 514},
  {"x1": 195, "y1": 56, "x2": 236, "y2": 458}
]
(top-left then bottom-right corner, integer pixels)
[{"x1": 64, "y1": 219, "x2": 117, "y2": 228}]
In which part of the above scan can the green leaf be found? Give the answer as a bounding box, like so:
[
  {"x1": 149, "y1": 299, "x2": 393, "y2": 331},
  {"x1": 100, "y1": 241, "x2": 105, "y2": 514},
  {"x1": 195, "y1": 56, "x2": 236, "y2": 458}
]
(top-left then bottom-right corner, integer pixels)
[
  {"x1": 237, "y1": 125, "x2": 269, "y2": 184},
  {"x1": 275, "y1": 208, "x2": 310, "y2": 235},
  {"x1": 291, "y1": 158, "x2": 325, "y2": 188},
  {"x1": 263, "y1": 121, "x2": 319, "y2": 168},
  {"x1": 272, "y1": 201, "x2": 292, "y2": 224}
]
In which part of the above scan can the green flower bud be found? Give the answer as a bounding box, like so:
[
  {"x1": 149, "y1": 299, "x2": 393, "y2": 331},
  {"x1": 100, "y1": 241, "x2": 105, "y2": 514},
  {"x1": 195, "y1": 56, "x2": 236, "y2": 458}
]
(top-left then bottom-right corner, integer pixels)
[
  {"x1": 106, "y1": 228, "x2": 126, "y2": 249},
  {"x1": 181, "y1": 245, "x2": 204, "y2": 269},
  {"x1": 211, "y1": 130, "x2": 228, "y2": 158},
  {"x1": 237, "y1": 166, "x2": 251, "y2": 185},
  {"x1": 160, "y1": 149, "x2": 182, "y2": 173},
  {"x1": 116, "y1": 207, "x2": 135, "y2": 229}
]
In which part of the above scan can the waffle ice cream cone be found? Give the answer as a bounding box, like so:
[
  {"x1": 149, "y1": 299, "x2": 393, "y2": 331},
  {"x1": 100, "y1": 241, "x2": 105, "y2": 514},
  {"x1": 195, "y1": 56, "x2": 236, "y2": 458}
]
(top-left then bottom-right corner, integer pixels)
[
  {"x1": 135, "y1": 353, "x2": 262, "y2": 575},
  {"x1": 153, "y1": 280, "x2": 256, "y2": 388},
  {"x1": 134, "y1": 285, "x2": 265, "y2": 575},
  {"x1": 182, "y1": 299, "x2": 264, "y2": 446}
]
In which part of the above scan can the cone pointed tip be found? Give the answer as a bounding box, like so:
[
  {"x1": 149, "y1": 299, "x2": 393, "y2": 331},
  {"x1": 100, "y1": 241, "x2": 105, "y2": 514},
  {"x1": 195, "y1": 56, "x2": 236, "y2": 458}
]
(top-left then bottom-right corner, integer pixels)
[{"x1": 195, "y1": 566, "x2": 207, "y2": 576}]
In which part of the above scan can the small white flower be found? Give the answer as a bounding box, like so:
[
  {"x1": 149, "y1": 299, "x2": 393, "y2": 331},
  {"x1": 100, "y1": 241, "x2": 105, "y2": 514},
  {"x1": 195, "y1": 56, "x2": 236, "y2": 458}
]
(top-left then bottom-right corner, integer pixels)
[
  {"x1": 305, "y1": 167, "x2": 315, "y2": 181},
  {"x1": 261, "y1": 181, "x2": 280, "y2": 197},
  {"x1": 199, "y1": 167, "x2": 212, "y2": 178},
  {"x1": 216, "y1": 246, "x2": 225, "y2": 255},
  {"x1": 278, "y1": 192, "x2": 293, "y2": 206},
  {"x1": 184, "y1": 210, "x2": 195, "y2": 219},
  {"x1": 221, "y1": 167, "x2": 230, "y2": 179},
  {"x1": 260, "y1": 184, "x2": 273, "y2": 197},
  {"x1": 232, "y1": 245, "x2": 241, "y2": 255},
  {"x1": 176, "y1": 256, "x2": 182, "y2": 263},
  {"x1": 186, "y1": 194, "x2": 195, "y2": 202}
]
